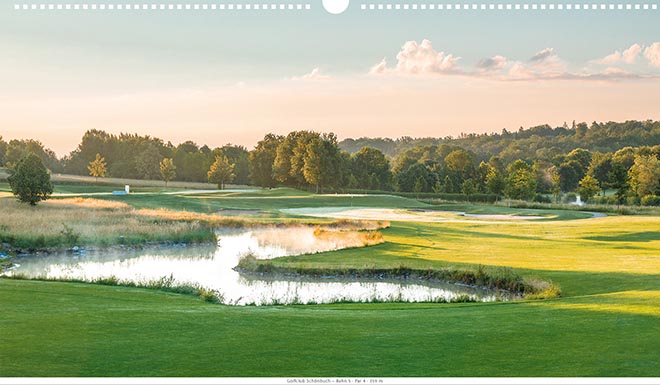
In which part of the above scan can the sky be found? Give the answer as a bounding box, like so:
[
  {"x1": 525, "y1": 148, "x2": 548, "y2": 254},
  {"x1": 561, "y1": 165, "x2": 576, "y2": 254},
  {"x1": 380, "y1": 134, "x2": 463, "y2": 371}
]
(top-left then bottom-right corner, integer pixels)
[{"x1": 1, "y1": 1, "x2": 660, "y2": 156}]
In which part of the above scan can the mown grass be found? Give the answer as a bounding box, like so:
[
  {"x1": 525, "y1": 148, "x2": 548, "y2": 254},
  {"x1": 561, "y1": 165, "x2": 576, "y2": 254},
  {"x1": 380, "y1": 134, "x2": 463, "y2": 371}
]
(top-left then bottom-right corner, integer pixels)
[{"x1": 1, "y1": 277, "x2": 659, "y2": 377}]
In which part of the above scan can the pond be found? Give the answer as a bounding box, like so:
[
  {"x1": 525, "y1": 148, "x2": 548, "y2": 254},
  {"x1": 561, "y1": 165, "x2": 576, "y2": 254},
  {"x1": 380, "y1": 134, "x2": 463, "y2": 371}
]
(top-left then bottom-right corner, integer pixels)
[{"x1": 7, "y1": 227, "x2": 509, "y2": 305}]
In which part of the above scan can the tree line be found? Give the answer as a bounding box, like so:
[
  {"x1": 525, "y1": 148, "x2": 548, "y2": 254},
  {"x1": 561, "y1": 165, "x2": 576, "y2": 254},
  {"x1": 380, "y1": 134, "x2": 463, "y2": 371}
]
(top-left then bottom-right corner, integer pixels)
[{"x1": 1, "y1": 120, "x2": 660, "y2": 205}]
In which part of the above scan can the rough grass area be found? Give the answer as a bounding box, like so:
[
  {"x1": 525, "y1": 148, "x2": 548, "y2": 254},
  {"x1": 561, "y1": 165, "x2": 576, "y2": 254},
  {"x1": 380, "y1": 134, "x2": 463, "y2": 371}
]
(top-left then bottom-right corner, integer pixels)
[
  {"x1": 0, "y1": 198, "x2": 216, "y2": 249},
  {"x1": 4, "y1": 273, "x2": 223, "y2": 304}
]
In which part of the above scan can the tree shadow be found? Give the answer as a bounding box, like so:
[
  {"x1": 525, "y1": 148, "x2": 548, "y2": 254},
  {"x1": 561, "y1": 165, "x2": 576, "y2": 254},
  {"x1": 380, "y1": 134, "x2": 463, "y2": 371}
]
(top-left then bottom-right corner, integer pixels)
[{"x1": 584, "y1": 232, "x2": 660, "y2": 243}]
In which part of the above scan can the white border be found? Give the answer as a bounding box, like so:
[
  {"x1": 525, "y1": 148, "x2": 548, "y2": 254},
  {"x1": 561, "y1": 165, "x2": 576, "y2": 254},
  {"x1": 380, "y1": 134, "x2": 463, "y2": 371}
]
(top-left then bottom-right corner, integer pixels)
[
  {"x1": 359, "y1": 2, "x2": 658, "y2": 10},
  {"x1": 12, "y1": 3, "x2": 312, "y2": 11}
]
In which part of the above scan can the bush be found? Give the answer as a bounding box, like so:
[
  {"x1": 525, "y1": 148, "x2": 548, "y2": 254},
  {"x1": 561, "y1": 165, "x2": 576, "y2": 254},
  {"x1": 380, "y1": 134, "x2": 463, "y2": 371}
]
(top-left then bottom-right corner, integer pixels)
[
  {"x1": 641, "y1": 195, "x2": 660, "y2": 207},
  {"x1": 60, "y1": 224, "x2": 80, "y2": 246},
  {"x1": 533, "y1": 193, "x2": 552, "y2": 203},
  {"x1": 563, "y1": 192, "x2": 577, "y2": 204},
  {"x1": 590, "y1": 195, "x2": 616, "y2": 205}
]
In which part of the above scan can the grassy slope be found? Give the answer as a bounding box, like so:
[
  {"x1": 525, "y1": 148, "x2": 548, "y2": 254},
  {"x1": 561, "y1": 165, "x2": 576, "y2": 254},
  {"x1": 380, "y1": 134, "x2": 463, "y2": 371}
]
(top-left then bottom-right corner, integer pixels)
[
  {"x1": 1, "y1": 187, "x2": 660, "y2": 376},
  {"x1": 1, "y1": 279, "x2": 658, "y2": 377}
]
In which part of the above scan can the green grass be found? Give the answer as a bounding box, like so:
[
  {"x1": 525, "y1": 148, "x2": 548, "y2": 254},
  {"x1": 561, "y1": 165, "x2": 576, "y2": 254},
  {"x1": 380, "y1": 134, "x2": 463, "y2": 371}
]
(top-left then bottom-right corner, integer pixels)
[
  {"x1": 1, "y1": 277, "x2": 658, "y2": 377},
  {"x1": 1, "y1": 186, "x2": 660, "y2": 376},
  {"x1": 88, "y1": 187, "x2": 428, "y2": 212}
]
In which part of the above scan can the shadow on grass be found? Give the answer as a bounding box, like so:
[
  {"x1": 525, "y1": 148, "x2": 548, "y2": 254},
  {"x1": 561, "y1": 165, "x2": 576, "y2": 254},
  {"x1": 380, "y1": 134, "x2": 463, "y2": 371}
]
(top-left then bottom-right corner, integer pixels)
[{"x1": 584, "y1": 231, "x2": 660, "y2": 243}]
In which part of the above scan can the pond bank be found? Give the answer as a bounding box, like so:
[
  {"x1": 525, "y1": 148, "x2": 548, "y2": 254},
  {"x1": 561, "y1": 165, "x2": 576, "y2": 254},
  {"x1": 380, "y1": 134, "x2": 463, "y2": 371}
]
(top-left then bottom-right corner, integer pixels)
[{"x1": 235, "y1": 256, "x2": 561, "y2": 300}]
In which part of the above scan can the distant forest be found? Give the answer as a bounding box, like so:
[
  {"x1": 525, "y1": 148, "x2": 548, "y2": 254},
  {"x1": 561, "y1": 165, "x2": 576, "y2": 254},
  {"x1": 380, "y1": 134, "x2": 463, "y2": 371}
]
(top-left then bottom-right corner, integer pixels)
[
  {"x1": 339, "y1": 120, "x2": 660, "y2": 160},
  {"x1": 1, "y1": 120, "x2": 660, "y2": 205}
]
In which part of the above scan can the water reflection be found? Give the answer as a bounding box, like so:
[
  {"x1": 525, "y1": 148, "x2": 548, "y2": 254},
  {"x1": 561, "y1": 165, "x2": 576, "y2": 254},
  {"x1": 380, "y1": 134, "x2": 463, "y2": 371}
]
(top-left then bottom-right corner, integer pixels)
[{"x1": 9, "y1": 227, "x2": 506, "y2": 305}]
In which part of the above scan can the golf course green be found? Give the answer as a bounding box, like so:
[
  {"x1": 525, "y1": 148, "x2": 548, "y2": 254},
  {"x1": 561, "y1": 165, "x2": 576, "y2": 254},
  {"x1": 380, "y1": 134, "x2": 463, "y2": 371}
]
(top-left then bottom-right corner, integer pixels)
[{"x1": 1, "y1": 186, "x2": 659, "y2": 376}]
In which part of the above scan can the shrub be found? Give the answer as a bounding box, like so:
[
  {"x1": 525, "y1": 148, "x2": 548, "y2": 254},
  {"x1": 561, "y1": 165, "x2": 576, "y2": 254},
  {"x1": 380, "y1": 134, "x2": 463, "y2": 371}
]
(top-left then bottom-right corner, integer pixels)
[
  {"x1": 563, "y1": 192, "x2": 577, "y2": 204},
  {"x1": 641, "y1": 195, "x2": 660, "y2": 207},
  {"x1": 60, "y1": 224, "x2": 80, "y2": 246},
  {"x1": 533, "y1": 194, "x2": 552, "y2": 203}
]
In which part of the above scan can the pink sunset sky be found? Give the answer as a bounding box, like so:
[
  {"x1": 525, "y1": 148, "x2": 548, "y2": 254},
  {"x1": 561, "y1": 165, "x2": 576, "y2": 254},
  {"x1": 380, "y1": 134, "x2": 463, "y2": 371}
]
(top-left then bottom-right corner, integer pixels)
[{"x1": 4, "y1": 71, "x2": 660, "y2": 156}]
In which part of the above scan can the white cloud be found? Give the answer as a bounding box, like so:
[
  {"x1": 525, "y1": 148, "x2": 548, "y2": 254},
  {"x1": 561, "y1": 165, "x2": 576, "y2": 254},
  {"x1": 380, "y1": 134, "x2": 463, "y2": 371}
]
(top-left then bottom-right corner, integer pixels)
[
  {"x1": 529, "y1": 47, "x2": 555, "y2": 63},
  {"x1": 622, "y1": 44, "x2": 642, "y2": 63},
  {"x1": 527, "y1": 48, "x2": 566, "y2": 72},
  {"x1": 369, "y1": 59, "x2": 388, "y2": 75},
  {"x1": 502, "y1": 48, "x2": 567, "y2": 80},
  {"x1": 507, "y1": 62, "x2": 535, "y2": 80},
  {"x1": 595, "y1": 43, "x2": 642, "y2": 65},
  {"x1": 371, "y1": 41, "x2": 659, "y2": 82},
  {"x1": 476, "y1": 55, "x2": 507, "y2": 72},
  {"x1": 644, "y1": 42, "x2": 660, "y2": 67},
  {"x1": 369, "y1": 39, "x2": 461, "y2": 76},
  {"x1": 293, "y1": 67, "x2": 332, "y2": 81}
]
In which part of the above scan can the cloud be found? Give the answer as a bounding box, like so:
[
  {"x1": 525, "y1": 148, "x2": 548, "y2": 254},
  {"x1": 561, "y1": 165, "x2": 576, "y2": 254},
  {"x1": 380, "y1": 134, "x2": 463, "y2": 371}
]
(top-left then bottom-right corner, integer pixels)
[
  {"x1": 293, "y1": 67, "x2": 332, "y2": 81},
  {"x1": 594, "y1": 43, "x2": 642, "y2": 65},
  {"x1": 369, "y1": 39, "x2": 461, "y2": 76},
  {"x1": 502, "y1": 48, "x2": 567, "y2": 80},
  {"x1": 623, "y1": 44, "x2": 643, "y2": 63},
  {"x1": 369, "y1": 59, "x2": 388, "y2": 75},
  {"x1": 529, "y1": 47, "x2": 555, "y2": 62},
  {"x1": 371, "y1": 40, "x2": 660, "y2": 82},
  {"x1": 644, "y1": 42, "x2": 660, "y2": 67},
  {"x1": 476, "y1": 55, "x2": 507, "y2": 72}
]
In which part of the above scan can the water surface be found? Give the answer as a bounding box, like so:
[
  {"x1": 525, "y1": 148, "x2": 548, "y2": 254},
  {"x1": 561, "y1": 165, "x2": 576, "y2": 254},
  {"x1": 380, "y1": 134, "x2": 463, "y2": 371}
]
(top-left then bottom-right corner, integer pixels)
[{"x1": 9, "y1": 227, "x2": 507, "y2": 305}]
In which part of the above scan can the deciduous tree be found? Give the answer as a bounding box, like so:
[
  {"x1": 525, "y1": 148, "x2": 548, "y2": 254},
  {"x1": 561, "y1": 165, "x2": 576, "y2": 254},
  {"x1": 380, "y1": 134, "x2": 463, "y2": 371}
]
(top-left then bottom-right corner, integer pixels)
[
  {"x1": 207, "y1": 155, "x2": 235, "y2": 190},
  {"x1": 8, "y1": 153, "x2": 53, "y2": 206},
  {"x1": 160, "y1": 158, "x2": 176, "y2": 187},
  {"x1": 578, "y1": 174, "x2": 601, "y2": 203},
  {"x1": 88, "y1": 153, "x2": 107, "y2": 182}
]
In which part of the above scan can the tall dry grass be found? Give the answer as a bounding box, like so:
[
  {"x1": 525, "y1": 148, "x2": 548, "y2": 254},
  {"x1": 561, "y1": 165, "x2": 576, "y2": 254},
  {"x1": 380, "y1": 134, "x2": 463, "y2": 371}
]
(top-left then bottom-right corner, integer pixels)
[{"x1": 0, "y1": 198, "x2": 216, "y2": 249}]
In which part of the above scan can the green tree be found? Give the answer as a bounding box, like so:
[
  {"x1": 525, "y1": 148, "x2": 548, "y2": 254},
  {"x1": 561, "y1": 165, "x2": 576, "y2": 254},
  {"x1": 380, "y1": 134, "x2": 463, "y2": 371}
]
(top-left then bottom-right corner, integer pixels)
[
  {"x1": 413, "y1": 176, "x2": 428, "y2": 197},
  {"x1": 485, "y1": 164, "x2": 505, "y2": 197},
  {"x1": 550, "y1": 167, "x2": 561, "y2": 203},
  {"x1": 249, "y1": 133, "x2": 282, "y2": 188},
  {"x1": 629, "y1": 154, "x2": 660, "y2": 198},
  {"x1": 588, "y1": 152, "x2": 613, "y2": 193},
  {"x1": 396, "y1": 163, "x2": 434, "y2": 192},
  {"x1": 302, "y1": 134, "x2": 342, "y2": 193},
  {"x1": 208, "y1": 155, "x2": 235, "y2": 190},
  {"x1": 444, "y1": 148, "x2": 474, "y2": 186},
  {"x1": 8, "y1": 153, "x2": 53, "y2": 206},
  {"x1": 609, "y1": 163, "x2": 630, "y2": 206},
  {"x1": 0, "y1": 135, "x2": 6, "y2": 166},
  {"x1": 87, "y1": 153, "x2": 107, "y2": 182},
  {"x1": 219, "y1": 145, "x2": 250, "y2": 185},
  {"x1": 565, "y1": 148, "x2": 592, "y2": 174},
  {"x1": 578, "y1": 174, "x2": 601, "y2": 203},
  {"x1": 504, "y1": 159, "x2": 537, "y2": 201},
  {"x1": 558, "y1": 160, "x2": 582, "y2": 192},
  {"x1": 160, "y1": 158, "x2": 176, "y2": 187},
  {"x1": 135, "y1": 144, "x2": 162, "y2": 180},
  {"x1": 351, "y1": 147, "x2": 392, "y2": 191},
  {"x1": 461, "y1": 179, "x2": 477, "y2": 201}
]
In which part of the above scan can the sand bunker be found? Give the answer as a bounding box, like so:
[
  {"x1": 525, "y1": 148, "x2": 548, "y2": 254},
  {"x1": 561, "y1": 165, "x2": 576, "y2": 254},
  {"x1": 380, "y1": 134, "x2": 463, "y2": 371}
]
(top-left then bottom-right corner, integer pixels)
[{"x1": 281, "y1": 207, "x2": 551, "y2": 223}]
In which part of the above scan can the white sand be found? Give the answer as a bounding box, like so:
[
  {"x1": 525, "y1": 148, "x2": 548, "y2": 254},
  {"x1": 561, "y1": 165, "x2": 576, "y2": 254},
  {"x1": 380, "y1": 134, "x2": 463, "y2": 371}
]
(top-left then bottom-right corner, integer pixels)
[{"x1": 281, "y1": 207, "x2": 553, "y2": 223}]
